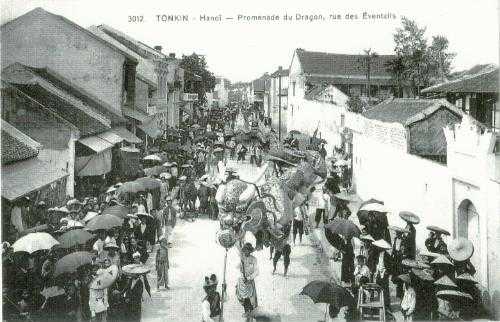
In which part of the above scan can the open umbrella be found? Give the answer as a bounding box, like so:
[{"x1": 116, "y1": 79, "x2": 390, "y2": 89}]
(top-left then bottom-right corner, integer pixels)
[
  {"x1": 12, "y1": 232, "x2": 59, "y2": 253},
  {"x1": 101, "y1": 205, "x2": 130, "y2": 219},
  {"x1": 135, "y1": 177, "x2": 162, "y2": 190},
  {"x1": 90, "y1": 265, "x2": 119, "y2": 290},
  {"x1": 86, "y1": 214, "x2": 123, "y2": 231},
  {"x1": 334, "y1": 192, "x2": 361, "y2": 203},
  {"x1": 300, "y1": 280, "x2": 355, "y2": 307},
  {"x1": 399, "y1": 211, "x2": 420, "y2": 224},
  {"x1": 447, "y1": 238, "x2": 474, "y2": 262},
  {"x1": 143, "y1": 166, "x2": 165, "y2": 177},
  {"x1": 117, "y1": 181, "x2": 145, "y2": 195},
  {"x1": 58, "y1": 229, "x2": 93, "y2": 249},
  {"x1": 357, "y1": 199, "x2": 387, "y2": 225},
  {"x1": 143, "y1": 154, "x2": 161, "y2": 162},
  {"x1": 325, "y1": 218, "x2": 361, "y2": 240},
  {"x1": 54, "y1": 251, "x2": 93, "y2": 277}
]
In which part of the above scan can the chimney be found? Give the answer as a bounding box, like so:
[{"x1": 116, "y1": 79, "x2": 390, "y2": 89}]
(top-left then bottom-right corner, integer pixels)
[
  {"x1": 169, "y1": 53, "x2": 176, "y2": 58},
  {"x1": 154, "y1": 45, "x2": 162, "y2": 52}
]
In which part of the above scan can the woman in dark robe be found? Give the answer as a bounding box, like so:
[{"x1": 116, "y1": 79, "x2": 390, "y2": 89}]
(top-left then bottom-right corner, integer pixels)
[
  {"x1": 123, "y1": 274, "x2": 144, "y2": 322},
  {"x1": 341, "y1": 237, "x2": 355, "y2": 285},
  {"x1": 402, "y1": 222, "x2": 416, "y2": 259}
]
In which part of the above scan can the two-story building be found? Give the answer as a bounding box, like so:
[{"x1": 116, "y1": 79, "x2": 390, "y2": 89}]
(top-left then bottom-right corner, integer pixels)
[
  {"x1": 421, "y1": 66, "x2": 499, "y2": 133},
  {"x1": 285, "y1": 49, "x2": 397, "y2": 154}
]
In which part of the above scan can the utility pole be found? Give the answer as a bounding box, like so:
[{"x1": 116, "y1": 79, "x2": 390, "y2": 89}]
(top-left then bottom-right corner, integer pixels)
[{"x1": 278, "y1": 66, "x2": 282, "y2": 141}]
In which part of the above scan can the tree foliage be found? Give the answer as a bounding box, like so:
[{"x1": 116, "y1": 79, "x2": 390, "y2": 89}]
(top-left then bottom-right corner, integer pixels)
[
  {"x1": 388, "y1": 17, "x2": 455, "y2": 96},
  {"x1": 346, "y1": 95, "x2": 365, "y2": 114},
  {"x1": 180, "y1": 53, "x2": 216, "y2": 105}
]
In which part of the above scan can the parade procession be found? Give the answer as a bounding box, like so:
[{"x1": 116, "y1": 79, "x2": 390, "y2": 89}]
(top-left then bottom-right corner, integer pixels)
[{"x1": 1, "y1": 1, "x2": 500, "y2": 322}]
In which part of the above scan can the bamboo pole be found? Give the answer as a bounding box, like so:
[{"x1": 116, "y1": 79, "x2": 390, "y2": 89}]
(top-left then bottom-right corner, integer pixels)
[{"x1": 219, "y1": 249, "x2": 228, "y2": 322}]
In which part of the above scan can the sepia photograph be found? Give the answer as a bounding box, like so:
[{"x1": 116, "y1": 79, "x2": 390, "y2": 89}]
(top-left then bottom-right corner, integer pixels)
[{"x1": 0, "y1": 0, "x2": 499, "y2": 321}]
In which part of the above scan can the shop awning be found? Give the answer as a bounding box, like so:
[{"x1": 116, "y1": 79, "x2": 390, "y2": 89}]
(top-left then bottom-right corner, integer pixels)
[
  {"x1": 2, "y1": 158, "x2": 69, "y2": 201},
  {"x1": 78, "y1": 135, "x2": 114, "y2": 153},
  {"x1": 75, "y1": 149, "x2": 112, "y2": 177},
  {"x1": 111, "y1": 127, "x2": 142, "y2": 144},
  {"x1": 137, "y1": 123, "x2": 162, "y2": 139},
  {"x1": 96, "y1": 130, "x2": 123, "y2": 145},
  {"x1": 122, "y1": 107, "x2": 149, "y2": 123}
]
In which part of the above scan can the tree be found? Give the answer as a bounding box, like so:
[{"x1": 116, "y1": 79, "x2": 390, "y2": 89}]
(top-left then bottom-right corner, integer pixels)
[
  {"x1": 346, "y1": 95, "x2": 365, "y2": 114},
  {"x1": 388, "y1": 17, "x2": 455, "y2": 96},
  {"x1": 180, "y1": 53, "x2": 216, "y2": 105}
]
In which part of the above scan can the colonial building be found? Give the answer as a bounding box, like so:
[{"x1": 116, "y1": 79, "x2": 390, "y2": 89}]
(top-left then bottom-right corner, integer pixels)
[
  {"x1": 347, "y1": 98, "x2": 500, "y2": 317},
  {"x1": 1, "y1": 7, "x2": 138, "y2": 119},
  {"x1": 421, "y1": 66, "x2": 499, "y2": 132}
]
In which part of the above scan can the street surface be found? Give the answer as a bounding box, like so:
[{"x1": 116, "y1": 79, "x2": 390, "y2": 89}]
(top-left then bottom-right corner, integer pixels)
[{"x1": 142, "y1": 160, "x2": 333, "y2": 322}]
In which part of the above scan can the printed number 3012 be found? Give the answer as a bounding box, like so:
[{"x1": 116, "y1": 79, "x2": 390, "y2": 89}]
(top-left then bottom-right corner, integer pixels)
[{"x1": 128, "y1": 16, "x2": 144, "y2": 22}]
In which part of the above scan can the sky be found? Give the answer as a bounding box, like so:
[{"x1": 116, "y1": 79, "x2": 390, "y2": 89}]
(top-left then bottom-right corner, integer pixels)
[{"x1": 1, "y1": 0, "x2": 499, "y2": 83}]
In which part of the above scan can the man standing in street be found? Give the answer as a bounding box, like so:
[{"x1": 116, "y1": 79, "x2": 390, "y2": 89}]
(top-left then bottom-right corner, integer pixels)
[{"x1": 313, "y1": 186, "x2": 330, "y2": 228}]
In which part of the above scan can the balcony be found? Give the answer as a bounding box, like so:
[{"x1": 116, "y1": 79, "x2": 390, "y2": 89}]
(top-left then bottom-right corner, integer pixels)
[{"x1": 182, "y1": 93, "x2": 199, "y2": 102}]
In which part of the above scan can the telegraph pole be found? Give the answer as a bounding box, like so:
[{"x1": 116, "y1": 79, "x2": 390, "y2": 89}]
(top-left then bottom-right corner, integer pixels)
[{"x1": 278, "y1": 66, "x2": 282, "y2": 141}]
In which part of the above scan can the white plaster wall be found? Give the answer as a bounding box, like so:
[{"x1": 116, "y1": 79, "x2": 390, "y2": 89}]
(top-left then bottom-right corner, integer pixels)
[
  {"x1": 1, "y1": 10, "x2": 126, "y2": 114},
  {"x1": 352, "y1": 131, "x2": 453, "y2": 249}
]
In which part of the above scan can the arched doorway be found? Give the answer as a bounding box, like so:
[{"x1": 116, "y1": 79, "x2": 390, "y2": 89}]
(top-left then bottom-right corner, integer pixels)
[{"x1": 457, "y1": 199, "x2": 481, "y2": 282}]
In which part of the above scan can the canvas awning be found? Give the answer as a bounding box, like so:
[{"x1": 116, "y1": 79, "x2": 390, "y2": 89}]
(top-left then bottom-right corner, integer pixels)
[
  {"x1": 2, "y1": 158, "x2": 68, "y2": 201},
  {"x1": 96, "y1": 130, "x2": 123, "y2": 145},
  {"x1": 137, "y1": 123, "x2": 162, "y2": 139},
  {"x1": 122, "y1": 107, "x2": 149, "y2": 123},
  {"x1": 75, "y1": 149, "x2": 112, "y2": 177},
  {"x1": 78, "y1": 135, "x2": 114, "y2": 153},
  {"x1": 111, "y1": 127, "x2": 142, "y2": 144}
]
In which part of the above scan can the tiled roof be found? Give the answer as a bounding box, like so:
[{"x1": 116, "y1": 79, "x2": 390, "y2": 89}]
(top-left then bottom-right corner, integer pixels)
[
  {"x1": 88, "y1": 26, "x2": 157, "y2": 88},
  {"x1": 296, "y1": 49, "x2": 395, "y2": 78},
  {"x1": 305, "y1": 75, "x2": 394, "y2": 86},
  {"x1": 1, "y1": 120, "x2": 41, "y2": 165},
  {"x1": 2, "y1": 63, "x2": 111, "y2": 136},
  {"x1": 304, "y1": 84, "x2": 328, "y2": 101},
  {"x1": 97, "y1": 24, "x2": 166, "y2": 60},
  {"x1": 363, "y1": 98, "x2": 463, "y2": 126},
  {"x1": 421, "y1": 67, "x2": 499, "y2": 94}
]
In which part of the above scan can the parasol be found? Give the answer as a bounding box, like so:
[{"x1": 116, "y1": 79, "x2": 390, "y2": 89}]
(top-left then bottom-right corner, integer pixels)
[
  {"x1": 143, "y1": 154, "x2": 162, "y2": 162},
  {"x1": 117, "y1": 181, "x2": 146, "y2": 195},
  {"x1": 426, "y1": 225, "x2": 450, "y2": 236},
  {"x1": 101, "y1": 205, "x2": 130, "y2": 219},
  {"x1": 402, "y1": 259, "x2": 430, "y2": 269},
  {"x1": 436, "y1": 290, "x2": 473, "y2": 301},
  {"x1": 135, "y1": 177, "x2": 162, "y2": 190},
  {"x1": 86, "y1": 214, "x2": 123, "y2": 231},
  {"x1": 122, "y1": 263, "x2": 150, "y2": 275},
  {"x1": 12, "y1": 232, "x2": 59, "y2": 253},
  {"x1": 90, "y1": 265, "x2": 119, "y2": 290},
  {"x1": 334, "y1": 191, "x2": 361, "y2": 203},
  {"x1": 143, "y1": 166, "x2": 165, "y2": 177},
  {"x1": 399, "y1": 211, "x2": 420, "y2": 224},
  {"x1": 447, "y1": 238, "x2": 474, "y2": 262},
  {"x1": 300, "y1": 280, "x2": 355, "y2": 307},
  {"x1": 53, "y1": 251, "x2": 93, "y2": 277},
  {"x1": 325, "y1": 218, "x2": 361, "y2": 240},
  {"x1": 57, "y1": 229, "x2": 93, "y2": 249},
  {"x1": 334, "y1": 159, "x2": 349, "y2": 167}
]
